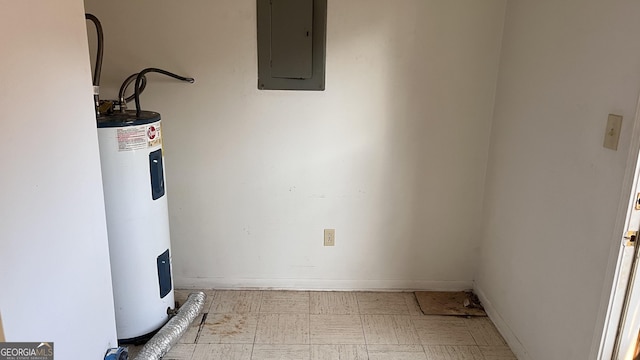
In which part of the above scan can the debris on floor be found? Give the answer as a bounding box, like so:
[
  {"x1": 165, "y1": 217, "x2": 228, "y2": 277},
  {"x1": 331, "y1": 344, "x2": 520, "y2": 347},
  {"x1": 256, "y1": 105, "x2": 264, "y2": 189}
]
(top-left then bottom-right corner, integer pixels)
[{"x1": 414, "y1": 291, "x2": 487, "y2": 316}]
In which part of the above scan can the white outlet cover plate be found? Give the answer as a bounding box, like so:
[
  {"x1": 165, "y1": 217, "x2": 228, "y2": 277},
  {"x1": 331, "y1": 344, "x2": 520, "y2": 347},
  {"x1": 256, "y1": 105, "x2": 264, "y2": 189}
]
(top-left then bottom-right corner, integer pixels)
[{"x1": 324, "y1": 229, "x2": 335, "y2": 246}]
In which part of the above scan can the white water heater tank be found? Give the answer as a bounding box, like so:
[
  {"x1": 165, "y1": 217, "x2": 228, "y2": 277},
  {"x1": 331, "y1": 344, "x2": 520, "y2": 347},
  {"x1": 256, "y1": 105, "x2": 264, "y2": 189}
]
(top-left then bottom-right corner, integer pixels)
[{"x1": 97, "y1": 110, "x2": 175, "y2": 342}]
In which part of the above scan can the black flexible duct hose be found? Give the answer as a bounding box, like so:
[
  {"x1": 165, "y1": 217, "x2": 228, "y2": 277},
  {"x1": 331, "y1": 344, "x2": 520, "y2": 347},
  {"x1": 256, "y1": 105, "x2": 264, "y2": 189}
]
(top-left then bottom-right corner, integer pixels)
[
  {"x1": 134, "y1": 68, "x2": 195, "y2": 118},
  {"x1": 85, "y1": 14, "x2": 103, "y2": 86},
  {"x1": 119, "y1": 73, "x2": 148, "y2": 105}
]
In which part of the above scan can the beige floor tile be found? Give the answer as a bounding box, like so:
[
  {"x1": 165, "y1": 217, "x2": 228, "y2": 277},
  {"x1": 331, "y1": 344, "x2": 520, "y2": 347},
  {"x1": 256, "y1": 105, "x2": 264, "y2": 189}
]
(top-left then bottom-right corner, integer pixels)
[
  {"x1": 125, "y1": 344, "x2": 143, "y2": 359},
  {"x1": 251, "y1": 344, "x2": 310, "y2": 360},
  {"x1": 412, "y1": 317, "x2": 475, "y2": 346},
  {"x1": 164, "y1": 290, "x2": 513, "y2": 360},
  {"x1": 198, "y1": 313, "x2": 258, "y2": 344},
  {"x1": 362, "y1": 315, "x2": 420, "y2": 345},
  {"x1": 164, "y1": 343, "x2": 196, "y2": 360},
  {"x1": 179, "y1": 312, "x2": 205, "y2": 344},
  {"x1": 260, "y1": 291, "x2": 310, "y2": 313},
  {"x1": 191, "y1": 344, "x2": 253, "y2": 360},
  {"x1": 175, "y1": 289, "x2": 215, "y2": 312},
  {"x1": 255, "y1": 313, "x2": 310, "y2": 344},
  {"x1": 174, "y1": 289, "x2": 190, "y2": 305},
  {"x1": 478, "y1": 346, "x2": 517, "y2": 360},
  {"x1": 465, "y1": 318, "x2": 506, "y2": 346},
  {"x1": 311, "y1": 292, "x2": 359, "y2": 315},
  {"x1": 310, "y1": 315, "x2": 365, "y2": 344},
  {"x1": 404, "y1": 293, "x2": 424, "y2": 316},
  {"x1": 367, "y1": 344, "x2": 426, "y2": 360},
  {"x1": 311, "y1": 345, "x2": 368, "y2": 360},
  {"x1": 423, "y1": 345, "x2": 483, "y2": 360},
  {"x1": 211, "y1": 290, "x2": 262, "y2": 314},
  {"x1": 357, "y1": 293, "x2": 412, "y2": 315}
]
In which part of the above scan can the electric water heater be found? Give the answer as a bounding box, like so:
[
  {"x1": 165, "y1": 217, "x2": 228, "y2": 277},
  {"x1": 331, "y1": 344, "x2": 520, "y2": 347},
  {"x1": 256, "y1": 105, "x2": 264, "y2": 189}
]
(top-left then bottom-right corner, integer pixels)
[
  {"x1": 97, "y1": 110, "x2": 174, "y2": 341},
  {"x1": 86, "y1": 12, "x2": 193, "y2": 342}
]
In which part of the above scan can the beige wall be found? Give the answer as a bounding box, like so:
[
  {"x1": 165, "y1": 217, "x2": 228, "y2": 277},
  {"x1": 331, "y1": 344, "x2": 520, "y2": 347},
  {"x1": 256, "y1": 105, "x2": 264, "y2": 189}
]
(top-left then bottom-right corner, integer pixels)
[
  {"x1": 80, "y1": 0, "x2": 640, "y2": 356},
  {"x1": 0, "y1": 0, "x2": 117, "y2": 357},
  {"x1": 476, "y1": 1, "x2": 640, "y2": 359},
  {"x1": 84, "y1": 0, "x2": 507, "y2": 290}
]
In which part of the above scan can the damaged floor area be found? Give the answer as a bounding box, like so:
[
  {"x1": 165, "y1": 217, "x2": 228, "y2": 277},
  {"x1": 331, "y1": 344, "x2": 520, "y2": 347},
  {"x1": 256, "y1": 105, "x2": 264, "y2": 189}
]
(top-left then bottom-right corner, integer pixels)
[{"x1": 126, "y1": 290, "x2": 516, "y2": 360}]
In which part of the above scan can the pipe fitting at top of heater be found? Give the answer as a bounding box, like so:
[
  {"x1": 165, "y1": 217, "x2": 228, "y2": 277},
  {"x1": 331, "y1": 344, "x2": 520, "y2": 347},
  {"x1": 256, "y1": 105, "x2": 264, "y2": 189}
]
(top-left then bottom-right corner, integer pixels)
[
  {"x1": 132, "y1": 68, "x2": 195, "y2": 118},
  {"x1": 118, "y1": 73, "x2": 148, "y2": 110}
]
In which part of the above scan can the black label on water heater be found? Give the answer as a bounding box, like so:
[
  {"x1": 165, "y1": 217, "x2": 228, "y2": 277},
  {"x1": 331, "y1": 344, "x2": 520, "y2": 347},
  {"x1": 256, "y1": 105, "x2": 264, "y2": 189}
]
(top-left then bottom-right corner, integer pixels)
[
  {"x1": 157, "y1": 249, "x2": 172, "y2": 299},
  {"x1": 149, "y1": 149, "x2": 165, "y2": 200}
]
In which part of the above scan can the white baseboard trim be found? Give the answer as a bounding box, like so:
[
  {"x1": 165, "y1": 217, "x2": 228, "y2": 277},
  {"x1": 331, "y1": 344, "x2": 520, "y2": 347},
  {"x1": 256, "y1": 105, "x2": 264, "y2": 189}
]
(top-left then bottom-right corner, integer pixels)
[
  {"x1": 175, "y1": 277, "x2": 473, "y2": 292},
  {"x1": 474, "y1": 284, "x2": 532, "y2": 360}
]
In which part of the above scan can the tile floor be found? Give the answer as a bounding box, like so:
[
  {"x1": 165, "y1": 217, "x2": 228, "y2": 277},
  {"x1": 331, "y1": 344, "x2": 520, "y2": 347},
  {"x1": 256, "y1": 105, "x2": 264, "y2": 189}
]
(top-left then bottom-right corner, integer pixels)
[{"x1": 126, "y1": 290, "x2": 516, "y2": 360}]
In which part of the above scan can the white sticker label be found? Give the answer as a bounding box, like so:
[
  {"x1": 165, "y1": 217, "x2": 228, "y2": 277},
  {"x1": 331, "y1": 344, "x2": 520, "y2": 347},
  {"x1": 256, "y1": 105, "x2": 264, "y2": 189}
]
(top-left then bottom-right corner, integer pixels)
[
  {"x1": 147, "y1": 122, "x2": 162, "y2": 148},
  {"x1": 117, "y1": 121, "x2": 162, "y2": 151},
  {"x1": 117, "y1": 126, "x2": 147, "y2": 151}
]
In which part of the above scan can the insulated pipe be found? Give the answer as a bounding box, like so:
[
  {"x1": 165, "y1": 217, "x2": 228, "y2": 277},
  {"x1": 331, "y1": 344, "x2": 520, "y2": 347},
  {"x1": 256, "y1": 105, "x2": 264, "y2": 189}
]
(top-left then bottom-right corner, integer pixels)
[
  {"x1": 85, "y1": 14, "x2": 104, "y2": 86},
  {"x1": 85, "y1": 13, "x2": 104, "y2": 115},
  {"x1": 133, "y1": 68, "x2": 195, "y2": 118},
  {"x1": 134, "y1": 292, "x2": 206, "y2": 360},
  {"x1": 118, "y1": 73, "x2": 148, "y2": 111}
]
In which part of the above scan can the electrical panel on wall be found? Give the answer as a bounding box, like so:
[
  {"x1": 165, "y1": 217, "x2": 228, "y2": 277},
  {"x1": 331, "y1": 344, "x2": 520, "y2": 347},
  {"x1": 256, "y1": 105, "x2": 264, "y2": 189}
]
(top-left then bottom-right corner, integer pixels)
[{"x1": 257, "y1": 0, "x2": 327, "y2": 91}]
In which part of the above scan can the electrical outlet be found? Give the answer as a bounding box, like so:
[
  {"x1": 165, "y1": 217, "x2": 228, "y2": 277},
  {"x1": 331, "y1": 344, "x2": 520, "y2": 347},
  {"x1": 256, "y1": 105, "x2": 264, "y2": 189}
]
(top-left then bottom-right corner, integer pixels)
[{"x1": 324, "y1": 229, "x2": 335, "y2": 246}]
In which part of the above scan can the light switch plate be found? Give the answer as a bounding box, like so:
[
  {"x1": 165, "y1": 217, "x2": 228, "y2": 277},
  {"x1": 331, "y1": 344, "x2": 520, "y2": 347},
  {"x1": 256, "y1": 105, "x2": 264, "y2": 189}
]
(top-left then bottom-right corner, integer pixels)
[{"x1": 604, "y1": 114, "x2": 623, "y2": 150}]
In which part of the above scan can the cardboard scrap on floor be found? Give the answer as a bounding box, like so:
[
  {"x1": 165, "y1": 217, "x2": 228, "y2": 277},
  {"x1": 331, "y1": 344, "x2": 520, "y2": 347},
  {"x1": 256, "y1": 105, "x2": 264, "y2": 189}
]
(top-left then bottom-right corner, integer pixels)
[{"x1": 414, "y1": 291, "x2": 487, "y2": 316}]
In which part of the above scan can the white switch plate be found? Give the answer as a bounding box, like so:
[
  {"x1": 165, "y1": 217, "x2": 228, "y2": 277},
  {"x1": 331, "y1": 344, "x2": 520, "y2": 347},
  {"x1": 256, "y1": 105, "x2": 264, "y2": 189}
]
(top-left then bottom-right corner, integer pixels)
[
  {"x1": 324, "y1": 229, "x2": 335, "y2": 246},
  {"x1": 604, "y1": 114, "x2": 623, "y2": 150}
]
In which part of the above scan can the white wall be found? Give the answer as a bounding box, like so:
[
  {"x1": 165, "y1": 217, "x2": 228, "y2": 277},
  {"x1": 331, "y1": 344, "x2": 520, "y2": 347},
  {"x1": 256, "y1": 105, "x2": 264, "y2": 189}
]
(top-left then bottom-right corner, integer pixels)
[
  {"x1": 0, "y1": 1, "x2": 118, "y2": 358},
  {"x1": 476, "y1": 1, "x2": 640, "y2": 359},
  {"x1": 84, "y1": 0, "x2": 506, "y2": 290}
]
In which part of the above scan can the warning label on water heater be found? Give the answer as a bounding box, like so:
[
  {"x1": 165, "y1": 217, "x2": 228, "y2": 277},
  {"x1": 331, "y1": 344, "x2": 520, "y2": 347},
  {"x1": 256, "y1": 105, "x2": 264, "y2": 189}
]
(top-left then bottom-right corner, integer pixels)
[
  {"x1": 147, "y1": 123, "x2": 162, "y2": 148},
  {"x1": 117, "y1": 122, "x2": 162, "y2": 151}
]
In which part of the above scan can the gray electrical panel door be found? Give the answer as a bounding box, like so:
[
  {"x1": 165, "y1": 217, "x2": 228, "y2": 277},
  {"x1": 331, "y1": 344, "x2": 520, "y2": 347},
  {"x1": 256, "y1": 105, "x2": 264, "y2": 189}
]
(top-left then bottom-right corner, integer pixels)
[
  {"x1": 257, "y1": 0, "x2": 327, "y2": 90},
  {"x1": 271, "y1": 0, "x2": 313, "y2": 79}
]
